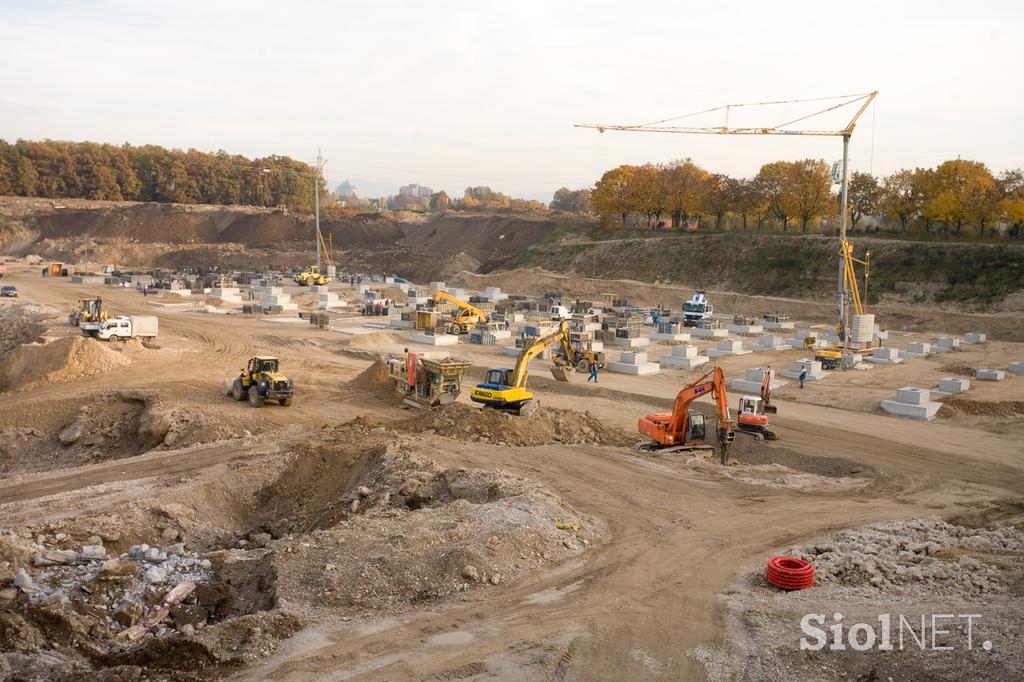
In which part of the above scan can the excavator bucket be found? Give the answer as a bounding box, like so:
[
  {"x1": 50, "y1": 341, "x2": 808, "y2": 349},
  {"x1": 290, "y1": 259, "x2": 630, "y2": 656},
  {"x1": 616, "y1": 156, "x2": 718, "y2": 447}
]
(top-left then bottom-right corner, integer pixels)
[
  {"x1": 549, "y1": 366, "x2": 573, "y2": 382},
  {"x1": 764, "y1": 405, "x2": 778, "y2": 415}
]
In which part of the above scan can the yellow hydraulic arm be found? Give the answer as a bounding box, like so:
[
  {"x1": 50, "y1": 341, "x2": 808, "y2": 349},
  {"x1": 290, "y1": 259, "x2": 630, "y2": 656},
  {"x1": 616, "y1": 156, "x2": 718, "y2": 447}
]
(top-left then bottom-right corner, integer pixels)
[
  {"x1": 509, "y1": 320, "x2": 573, "y2": 388},
  {"x1": 840, "y1": 240, "x2": 870, "y2": 316},
  {"x1": 433, "y1": 291, "x2": 489, "y2": 321}
]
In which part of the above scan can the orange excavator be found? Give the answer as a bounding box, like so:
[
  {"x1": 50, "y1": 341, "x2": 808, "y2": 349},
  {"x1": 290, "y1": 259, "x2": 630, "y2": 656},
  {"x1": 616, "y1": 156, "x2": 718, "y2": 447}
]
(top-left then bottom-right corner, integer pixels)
[
  {"x1": 637, "y1": 366, "x2": 736, "y2": 464},
  {"x1": 736, "y1": 370, "x2": 778, "y2": 441}
]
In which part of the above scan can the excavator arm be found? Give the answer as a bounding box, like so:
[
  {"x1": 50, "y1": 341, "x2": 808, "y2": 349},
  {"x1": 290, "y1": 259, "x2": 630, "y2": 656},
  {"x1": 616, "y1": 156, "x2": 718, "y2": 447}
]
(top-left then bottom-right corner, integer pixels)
[
  {"x1": 665, "y1": 366, "x2": 735, "y2": 462},
  {"x1": 510, "y1": 320, "x2": 572, "y2": 388},
  {"x1": 433, "y1": 291, "x2": 489, "y2": 321}
]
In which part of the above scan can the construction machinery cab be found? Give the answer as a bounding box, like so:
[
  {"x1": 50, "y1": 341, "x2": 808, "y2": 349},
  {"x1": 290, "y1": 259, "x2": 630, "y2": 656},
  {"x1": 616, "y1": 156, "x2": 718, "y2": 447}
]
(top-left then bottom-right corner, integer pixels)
[
  {"x1": 230, "y1": 355, "x2": 294, "y2": 407},
  {"x1": 481, "y1": 368, "x2": 514, "y2": 389}
]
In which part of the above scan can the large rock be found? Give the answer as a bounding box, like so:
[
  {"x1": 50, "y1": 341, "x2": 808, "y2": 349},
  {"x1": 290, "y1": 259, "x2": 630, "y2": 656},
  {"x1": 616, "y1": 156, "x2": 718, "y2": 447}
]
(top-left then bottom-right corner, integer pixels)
[{"x1": 112, "y1": 596, "x2": 146, "y2": 627}]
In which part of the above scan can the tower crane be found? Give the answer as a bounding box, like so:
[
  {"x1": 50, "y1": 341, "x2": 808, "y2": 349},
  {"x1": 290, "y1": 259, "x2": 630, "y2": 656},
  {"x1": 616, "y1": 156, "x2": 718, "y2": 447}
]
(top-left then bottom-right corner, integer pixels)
[{"x1": 575, "y1": 91, "x2": 878, "y2": 366}]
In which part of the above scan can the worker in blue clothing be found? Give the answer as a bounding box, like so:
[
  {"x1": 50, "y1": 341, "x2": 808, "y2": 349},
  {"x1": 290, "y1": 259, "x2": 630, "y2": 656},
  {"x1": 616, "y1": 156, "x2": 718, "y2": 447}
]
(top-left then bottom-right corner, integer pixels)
[{"x1": 588, "y1": 362, "x2": 599, "y2": 383}]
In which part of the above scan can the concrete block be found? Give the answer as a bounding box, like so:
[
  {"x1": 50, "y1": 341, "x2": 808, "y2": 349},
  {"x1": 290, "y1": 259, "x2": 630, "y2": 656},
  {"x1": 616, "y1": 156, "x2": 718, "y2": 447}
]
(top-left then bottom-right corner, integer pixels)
[
  {"x1": 865, "y1": 347, "x2": 902, "y2": 364},
  {"x1": 903, "y1": 341, "x2": 931, "y2": 358},
  {"x1": 964, "y1": 332, "x2": 987, "y2": 344},
  {"x1": 1009, "y1": 362, "x2": 1024, "y2": 375},
  {"x1": 254, "y1": 286, "x2": 283, "y2": 296},
  {"x1": 412, "y1": 333, "x2": 459, "y2": 346},
  {"x1": 762, "y1": 320, "x2": 795, "y2": 331},
  {"x1": 707, "y1": 338, "x2": 751, "y2": 358},
  {"x1": 935, "y1": 336, "x2": 961, "y2": 351},
  {"x1": 874, "y1": 325, "x2": 889, "y2": 341},
  {"x1": 692, "y1": 327, "x2": 728, "y2": 338},
  {"x1": 937, "y1": 378, "x2": 970, "y2": 394},
  {"x1": 731, "y1": 367, "x2": 788, "y2": 394},
  {"x1": 880, "y1": 399, "x2": 941, "y2": 420},
  {"x1": 429, "y1": 281, "x2": 446, "y2": 291},
  {"x1": 896, "y1": 387, "x2": 932, "y2": 406},
  {"x1": 388, "y1": 319, "x2": 415, "y2": 329},
  {"x1": 610, "y1": 335, "x2": 650, "y2": 347},
  {"x1": 607, "y1": 354, "x2": 661, "y2": 375},
  {"x1": 780, "y1": 359, "x2": 825, "y2": 381},
  {"x1": 975, "y1": 369, "x2": 1005, "y2": 381},
  {"x1": 650, "y1": 332, "x2": 691, "y2": 341},
  {"x1": 752, "y1": 334, "x2": 787, "y2": 351},
  {"x1": 660, "y1": 354, "x2": 708, "y2": 369},
  {"x1": 503, "y1": 346, "x2": 551, "y2": 359},
  {"x1": 727, "y1": 324, "x2": 764, "y2": 336}
]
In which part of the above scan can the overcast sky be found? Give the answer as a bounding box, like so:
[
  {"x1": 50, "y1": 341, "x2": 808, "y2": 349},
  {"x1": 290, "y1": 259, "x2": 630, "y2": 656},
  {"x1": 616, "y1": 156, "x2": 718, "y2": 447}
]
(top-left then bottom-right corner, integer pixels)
[{"x1": 1, "y1": 0, "x2": 1020, "y2": 201}]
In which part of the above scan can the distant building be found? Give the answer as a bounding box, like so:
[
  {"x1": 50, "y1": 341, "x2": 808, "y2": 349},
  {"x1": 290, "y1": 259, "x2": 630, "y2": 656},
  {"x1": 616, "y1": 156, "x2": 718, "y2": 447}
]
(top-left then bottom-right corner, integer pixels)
[
  {"x1": 336, "y1": 180, "x2": 358, "y2": 198},
  {"x1": 399, "y1": 183, "x2": 433, "y2": 198}
]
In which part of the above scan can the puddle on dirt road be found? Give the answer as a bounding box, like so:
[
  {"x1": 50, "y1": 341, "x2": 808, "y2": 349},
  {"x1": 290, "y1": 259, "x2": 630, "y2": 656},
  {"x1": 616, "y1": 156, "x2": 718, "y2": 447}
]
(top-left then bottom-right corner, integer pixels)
[
  {"x1": 427, "y1": 630, "x2": 477, "y2": 646},
  {"x1": 524, "y1": 580, "x2": 581, "y2": 605}
]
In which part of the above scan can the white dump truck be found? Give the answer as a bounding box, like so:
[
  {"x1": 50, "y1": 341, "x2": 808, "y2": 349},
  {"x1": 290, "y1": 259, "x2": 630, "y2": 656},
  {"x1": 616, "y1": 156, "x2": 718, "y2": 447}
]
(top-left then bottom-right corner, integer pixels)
[
  {"x1": 682, "y1": 291, "x2": 714, "y2": 327},
  {"x1": 83, "y1": 315, "x2": 159, "y2": 341}
]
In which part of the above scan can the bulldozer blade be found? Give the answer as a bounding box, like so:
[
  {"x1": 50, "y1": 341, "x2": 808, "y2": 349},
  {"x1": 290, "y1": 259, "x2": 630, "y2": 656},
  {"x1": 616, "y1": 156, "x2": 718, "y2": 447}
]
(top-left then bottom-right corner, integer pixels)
[{"x1": 549, "y1": 366, "x2": 573, "y2": 382}]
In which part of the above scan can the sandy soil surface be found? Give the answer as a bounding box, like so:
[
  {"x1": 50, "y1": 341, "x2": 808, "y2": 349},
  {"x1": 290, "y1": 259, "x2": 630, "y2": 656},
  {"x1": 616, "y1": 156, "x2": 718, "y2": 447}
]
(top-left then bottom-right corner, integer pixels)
[{"x1": 0, "y1": 259, "x2": 1021, "y2": 680}]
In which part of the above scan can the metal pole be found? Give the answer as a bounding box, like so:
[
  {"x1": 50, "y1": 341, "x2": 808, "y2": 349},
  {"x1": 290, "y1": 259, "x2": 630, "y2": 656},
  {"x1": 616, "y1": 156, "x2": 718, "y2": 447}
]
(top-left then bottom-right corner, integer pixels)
[
  {"x1": 314, "y1": 150, "x2": 322, "y2": 271},
  {"x1": 837, "y1": 133, "x2": 850, "y2": 365}
]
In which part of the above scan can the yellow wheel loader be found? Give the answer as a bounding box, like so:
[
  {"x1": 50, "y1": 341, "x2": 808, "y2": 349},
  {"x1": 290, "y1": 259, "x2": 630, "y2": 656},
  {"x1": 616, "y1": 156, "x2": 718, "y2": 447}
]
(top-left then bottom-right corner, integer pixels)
[{"x1": 228, "y1": 356, "x2": 294, "y2": 407}]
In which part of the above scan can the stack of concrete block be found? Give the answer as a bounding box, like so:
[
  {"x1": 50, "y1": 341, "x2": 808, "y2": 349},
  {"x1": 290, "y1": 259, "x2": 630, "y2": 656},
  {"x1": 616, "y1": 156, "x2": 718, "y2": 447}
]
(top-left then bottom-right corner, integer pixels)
[
  {"x1": 730, "y1": 367, "x2": 788, "y2": 394},
  {"x1": 210, "y1": 284, "x2": 243, "y2": 304},
  {"x1": 865, "y1": 347, "x2": 902, "y2": 364},
  {"x1": 903, "y1": 341, "x2": 932, "y2": 359},
  {"x1": 964, "y1": 332, "x2": 987, "y2": 344},
  {"x1": 934, "y1": 336, "x2": 961, "y2": 353},
  {"x1": 692, "y1": 322, "x2": 728, "y2": 339},
  {"x1": 659, "y1": 345, "x2": 708, "y2": 370},
  {"x1": 256, "y1": 286, "x2": 297, "y2": 312},
  {"x1": 1009, "y1": 362, "x2": 1024, "y2": 375},
  {"x1": 727, "y1": 321, "x2": 764, "y2": 336},
  {"x1": 707, "y1": 338, "x2": 751, "y2": 358},
  {"x1": 650, "y1": 320, "x2": 690, "y2": 341},
  {"x1": 975, "y1": 369, "x2": 1005, "y2": 381},
  {"x1": 881, "y1": 387, "x2": 942, "y2": 420},
  {"x1": 481, "y1": 287, "x2": 507, "y2": 302},
  {"x1": 752, "y1": 334, "x2": 788, "y2": 352},
  {"x1": 780, "y1": 359, "x2": 825, "y2": 381},
  {"x1": 412, "y1": 332, "x2": 459, "y2": 346},
  {"x1": 607, "y1": 350, "x2": 661, "y2": 375},
  {"x1": 934, "y1": 378, "x2": 970, "y2": 396}
]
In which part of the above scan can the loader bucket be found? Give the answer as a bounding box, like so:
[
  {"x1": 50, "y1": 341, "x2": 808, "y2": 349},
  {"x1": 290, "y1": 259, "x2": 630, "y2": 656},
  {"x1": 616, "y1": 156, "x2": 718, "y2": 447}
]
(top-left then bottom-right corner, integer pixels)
[{"x1": 549, "y1": 366, "x2": 573, "y2": 382}]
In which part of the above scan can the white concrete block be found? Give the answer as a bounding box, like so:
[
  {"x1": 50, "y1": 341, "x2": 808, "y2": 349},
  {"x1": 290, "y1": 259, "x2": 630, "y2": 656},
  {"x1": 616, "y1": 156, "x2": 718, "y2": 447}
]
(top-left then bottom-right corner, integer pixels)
[
  {"x1": 672, "y1": 345, "x2": 698, "y2": 359},
  {"x1": 975, "y1": 369, "x2": 1005, "y2": 381},
  {"x1": 865, "y1": 347, "x2": 903, "y2": 364},
  {"x1": 692, "y1": 327, "x2": 728, "y2": 338},
  {"x1": 780, "y1": 359, "x2": 825, "y2": 381},
  {"x1": 964, "y1": 332, "x2": 987, "y2": 344},
  {"x1": 904, "y1": 341, "x2": 931, "y2": 358},
  {"x1": 618, "y1": 351, "x2": 648, "y2": 365},
  {"x1": 1009, "y1": 362, "x2": 1024, "y2": 375},
  {"x1": 650, "y1": 332, "x2": 691, "y2": 341},
  {"x1": 388, "y1": 319, "x2": 415, "y2": 328},
  {"x1": 762, "y1": 320, "x2": 795, "y2": 330},
  {"x1": 727, "y1": 324, "x2": 764, "y2": 336},
  {"x1": 731, "y1": 367, "x2": 788, "y2": 393},
  {"x1": 937, "y1": 378, "x2": 970, "y2": 394},
  {"x1": 660, "y1": 354, "x2": 709, "y2": 370},
  {"x1": 412, "y1": 332, "x2": 459, "y2": 346},
  {"x1": 752, "y1": 334, "x2": 788, "y2": 351},
  {"x1": 936, "y1": 336, "x2": 961, "y2": 350},
  {"x1": 880, "y1": 399, "x2": 941, "y2": 420},
  {"x1": 896, "y1": 387, "x2": 931, "y2": 406},
  {"x1": 607, "y1": 360, "x2": 661, "y2": 375},
  {"x1": 610, "y1": 336, "x2": 650, "y2": 347},
  {"x1": 429, "y1": 281, "x2": 446, "y2": 291}
]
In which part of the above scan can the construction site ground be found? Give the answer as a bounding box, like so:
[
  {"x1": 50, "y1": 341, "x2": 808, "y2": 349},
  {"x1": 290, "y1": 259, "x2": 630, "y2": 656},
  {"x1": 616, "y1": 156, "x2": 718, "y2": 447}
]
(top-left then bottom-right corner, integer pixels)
[{"x1": 1, "y1": 259, "x2": 1022, "y2": 680}]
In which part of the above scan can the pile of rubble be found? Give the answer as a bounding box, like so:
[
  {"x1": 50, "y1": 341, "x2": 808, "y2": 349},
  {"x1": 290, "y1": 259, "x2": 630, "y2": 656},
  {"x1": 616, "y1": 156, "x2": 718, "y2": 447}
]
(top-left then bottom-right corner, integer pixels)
[
  {"x1": 783, "y1": 518, "x2": 1024, "y2": 596},
  {"x1": 393, "y1": 403, "x2": 634, "y2": 447}
]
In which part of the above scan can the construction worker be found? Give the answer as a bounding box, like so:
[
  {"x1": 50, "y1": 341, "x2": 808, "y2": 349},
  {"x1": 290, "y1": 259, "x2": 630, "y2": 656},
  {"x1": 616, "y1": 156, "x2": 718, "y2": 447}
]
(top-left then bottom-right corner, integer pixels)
[
  {"x1": 799, "y1": 368, "x2": 807, "y2": 389},
  {"x1": 588, "y1": 362, "x2": 599, "y2": 383}
]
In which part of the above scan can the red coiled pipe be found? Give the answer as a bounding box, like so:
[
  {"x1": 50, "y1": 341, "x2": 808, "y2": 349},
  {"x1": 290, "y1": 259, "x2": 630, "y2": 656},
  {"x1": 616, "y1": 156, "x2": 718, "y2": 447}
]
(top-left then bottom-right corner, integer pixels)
[{"x1": 766, "y1": 555, "x2": 815, "y2": 590}]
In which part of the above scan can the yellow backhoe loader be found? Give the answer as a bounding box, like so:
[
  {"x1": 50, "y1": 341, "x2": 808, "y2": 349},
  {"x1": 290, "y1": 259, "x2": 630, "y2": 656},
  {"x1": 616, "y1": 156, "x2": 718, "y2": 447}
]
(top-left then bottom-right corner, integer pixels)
[{"x1": 432, "y1": 291, "x2": 489, "y2": 335}]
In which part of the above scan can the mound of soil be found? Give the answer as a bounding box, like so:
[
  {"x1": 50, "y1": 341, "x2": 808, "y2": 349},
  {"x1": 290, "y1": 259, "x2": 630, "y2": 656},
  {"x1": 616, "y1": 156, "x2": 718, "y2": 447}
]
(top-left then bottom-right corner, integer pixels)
[
  {"x1": 938, "y1": 397, "x2": 1024, "y2": 418},
  {"x1": 394, "y1": 402, "x2": 634, "y2": 447},
  {"x1": 0, "y1": 336, "x2": 131, "y2": 391},
  {"x1": 344, "y1": 331, "x2": 396, "y2": 349},
  {"x1": 346, "y1": 359, "x2": 396, "y2": 393}
]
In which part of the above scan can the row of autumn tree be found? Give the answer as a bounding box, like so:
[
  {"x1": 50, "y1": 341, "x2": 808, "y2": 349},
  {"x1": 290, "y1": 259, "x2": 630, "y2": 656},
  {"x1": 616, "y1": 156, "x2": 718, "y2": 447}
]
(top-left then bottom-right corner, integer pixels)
[
  {"x1": 0, "y1": 139, "x2": 325, "y2": 209},
  {"x1": 588, "y1": 158, "x2": 1024, "y2": 238}
]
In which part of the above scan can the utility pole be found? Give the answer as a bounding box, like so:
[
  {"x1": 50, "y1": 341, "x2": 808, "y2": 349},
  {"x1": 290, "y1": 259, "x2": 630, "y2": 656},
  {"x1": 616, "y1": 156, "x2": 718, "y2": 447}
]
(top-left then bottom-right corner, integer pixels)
[
  {"x1": 837, "y1": 133, "x2": 851, "y2": 363},
  {"x1": 315, "y1": 148, "x2": 323, "y2": 271}
]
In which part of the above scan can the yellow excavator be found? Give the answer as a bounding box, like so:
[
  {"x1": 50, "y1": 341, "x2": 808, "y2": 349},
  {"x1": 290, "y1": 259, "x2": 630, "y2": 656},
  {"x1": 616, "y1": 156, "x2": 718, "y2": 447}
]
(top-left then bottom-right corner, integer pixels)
[
  {"x1": 433, "y1": 291, "x2": 489, "y2": 335},
  {"x1": 470, "y1": 320, "x2": 574, "y2": 416},
  {"x1": 294, "y1": 231, "x2": 334, "y2": 286}
]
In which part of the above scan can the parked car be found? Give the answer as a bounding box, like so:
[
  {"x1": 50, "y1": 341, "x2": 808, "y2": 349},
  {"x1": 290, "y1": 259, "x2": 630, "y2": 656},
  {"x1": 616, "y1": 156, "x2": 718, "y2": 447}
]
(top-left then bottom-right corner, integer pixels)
[{"x1": 0, "y1": 285, "x2": 17, "y2": 298}]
